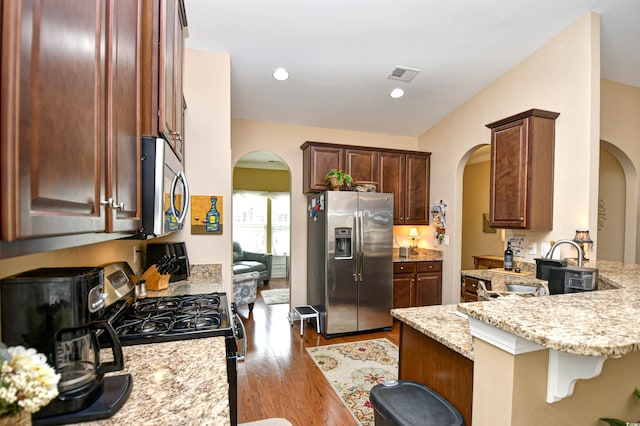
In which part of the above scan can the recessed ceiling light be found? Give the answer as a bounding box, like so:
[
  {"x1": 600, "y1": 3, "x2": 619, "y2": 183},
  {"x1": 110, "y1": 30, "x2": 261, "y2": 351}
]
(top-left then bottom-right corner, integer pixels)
[
  {"x1": 273, "y1": 68, "x2": 289, "y2": 81},
  {"x1": 390, "y1": 88, "x2": 405, "y2": 99}
]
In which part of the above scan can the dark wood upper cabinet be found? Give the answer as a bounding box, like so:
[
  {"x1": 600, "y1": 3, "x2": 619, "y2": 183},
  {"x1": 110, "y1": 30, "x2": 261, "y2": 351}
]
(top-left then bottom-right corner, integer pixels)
[
  {"x1": 486, "y1": 109, "x2": 559, "y2": 230},
  {"x1": 403, "y1": 154, "x2": 430, "y2": 224},
  {"x1": 301, "y1": 141, "x2": 431, "y2": 225},
  {"x1": 105, "y1": 0, "x2": 142, "y2": 233},
  {"x1": 345, "y1": 148, "x2": 379, "y2": 184},
  {"x1": 142, "y1": 0, "x2": 187, "y2": 161},
  {"x1": 1, "y1": 0, "x2": 107, "y2": 241},
  {"x1": 1, "y1": 0, "x2": 143, "y2": 249},
  {"x1": 302, "y1": 143, "x2": 344, "y2": 192}
]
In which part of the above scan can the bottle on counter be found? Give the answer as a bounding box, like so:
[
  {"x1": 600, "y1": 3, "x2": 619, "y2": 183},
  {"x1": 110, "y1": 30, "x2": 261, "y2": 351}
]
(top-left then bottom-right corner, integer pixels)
[{"x1": 504, "y1": 242, "x2": 514, "y2": 271}]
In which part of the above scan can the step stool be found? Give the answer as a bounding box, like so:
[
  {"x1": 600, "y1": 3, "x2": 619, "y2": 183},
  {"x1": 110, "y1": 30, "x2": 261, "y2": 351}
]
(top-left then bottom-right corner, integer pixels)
[{"x1": 292, "y1": 305, "x2": 320, "y2": 336}]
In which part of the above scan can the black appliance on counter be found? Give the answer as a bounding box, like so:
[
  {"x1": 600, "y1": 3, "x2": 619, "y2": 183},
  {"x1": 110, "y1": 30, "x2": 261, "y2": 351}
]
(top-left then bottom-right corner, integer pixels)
[
  {"x1": 99, "y1": 261, "x2": 240, "y2": 426},
  {"x1": 145, "y1": 242, "x2": 190, "y2": 282},
  {"x1": 1, "y1": 267, "x2": 132, "y2": 426}
]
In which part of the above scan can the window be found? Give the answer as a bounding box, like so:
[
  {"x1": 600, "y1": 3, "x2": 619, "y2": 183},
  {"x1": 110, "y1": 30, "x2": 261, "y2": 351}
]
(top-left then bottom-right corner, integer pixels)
[
  {"x1": 232, "y1": 191, "x2": 267, "y2": 252},
  {"x1": 233, "y1": 191, "x2": 290, "y2": 254}
]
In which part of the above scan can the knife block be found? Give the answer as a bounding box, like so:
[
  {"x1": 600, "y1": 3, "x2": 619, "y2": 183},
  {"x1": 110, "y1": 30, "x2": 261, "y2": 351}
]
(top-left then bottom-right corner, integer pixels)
[{"x1": 141, "y1": 265, "x2": 170, "y2": 291}]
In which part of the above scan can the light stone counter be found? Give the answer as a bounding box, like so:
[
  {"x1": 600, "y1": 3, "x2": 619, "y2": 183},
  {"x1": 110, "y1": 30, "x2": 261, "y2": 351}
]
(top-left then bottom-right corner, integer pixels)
[
  {"x1": 81, "y1": 264, "x2": 230, "y2": 425},
  {"x1": 82, "y1": 338, "x2": 230, "y2": 426},
  {"x1": 394, "y1": 260, "x2": 640, "y2": 360},
  {"x1": 390, "y1": 304, "x2": 473, "y2": 360},
  {"x1": 393, "y1": 248, "x2": 444, "y2": 262}
]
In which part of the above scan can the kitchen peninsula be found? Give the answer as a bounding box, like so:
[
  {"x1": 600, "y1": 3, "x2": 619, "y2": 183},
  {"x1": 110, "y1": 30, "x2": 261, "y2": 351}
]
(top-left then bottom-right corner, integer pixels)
[
  {"x1": 81, "y1": 266, "x2": 232, "y2": 426},
  {"x1": 392, "y1": 259, "x2": 640, "y2": 425}
]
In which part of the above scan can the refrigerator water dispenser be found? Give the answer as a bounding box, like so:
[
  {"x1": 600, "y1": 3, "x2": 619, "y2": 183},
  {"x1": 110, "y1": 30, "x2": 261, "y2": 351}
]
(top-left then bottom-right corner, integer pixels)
[{"x1": 335, "y1": 227, "x2": 352, "y2": 258}]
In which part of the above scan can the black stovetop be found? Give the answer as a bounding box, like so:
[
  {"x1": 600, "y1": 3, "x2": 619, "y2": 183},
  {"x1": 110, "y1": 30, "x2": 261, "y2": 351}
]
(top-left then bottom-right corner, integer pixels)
[{"x1": 112, "y1": 292, "x2": 234, "y2": 345}]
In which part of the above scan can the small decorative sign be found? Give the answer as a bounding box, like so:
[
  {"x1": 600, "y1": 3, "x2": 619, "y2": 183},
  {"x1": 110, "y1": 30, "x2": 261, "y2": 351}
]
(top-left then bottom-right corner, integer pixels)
[
  {"x1": 191, "y1": 195, "x2": 223, "y2": 234},
  {"x1": 482, "y1": 213, "x2": 496, "y2": 233},
  {"x1": 507, "y1": 235, "x2": 526, "y2": 256}
]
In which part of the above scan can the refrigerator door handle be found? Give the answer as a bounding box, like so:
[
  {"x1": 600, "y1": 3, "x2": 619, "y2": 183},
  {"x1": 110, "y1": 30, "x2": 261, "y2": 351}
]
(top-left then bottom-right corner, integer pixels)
[
  {"x1": 358, "y1": 210, "x2": 364, "y2": 282},
  {"x1": 353, "y1": 213, "x2": 359, "y2": 282}
]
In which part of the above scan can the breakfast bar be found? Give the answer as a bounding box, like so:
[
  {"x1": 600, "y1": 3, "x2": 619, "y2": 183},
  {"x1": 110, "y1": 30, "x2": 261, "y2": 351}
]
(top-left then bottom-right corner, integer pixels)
[{"x1": 392, "y1": 260, "x2": 640, "y2": 425}]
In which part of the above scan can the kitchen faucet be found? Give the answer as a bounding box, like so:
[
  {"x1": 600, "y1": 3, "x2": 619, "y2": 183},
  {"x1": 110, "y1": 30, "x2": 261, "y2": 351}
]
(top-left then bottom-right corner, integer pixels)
[{"x1": 545, "y1": 239, "x2": 584, "y2": 267}]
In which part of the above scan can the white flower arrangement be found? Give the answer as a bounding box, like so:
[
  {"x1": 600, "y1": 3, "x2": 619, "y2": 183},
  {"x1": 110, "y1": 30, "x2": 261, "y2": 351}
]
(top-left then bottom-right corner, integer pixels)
[{"x1": 0, "y1": 343, "x2": 60, "y2": 416}]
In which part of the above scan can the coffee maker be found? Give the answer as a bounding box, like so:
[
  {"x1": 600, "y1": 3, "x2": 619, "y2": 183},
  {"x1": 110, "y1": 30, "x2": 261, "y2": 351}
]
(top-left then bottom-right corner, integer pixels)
[{"x1": 1, "y1": 267, "x2": 132, "y2": 425}]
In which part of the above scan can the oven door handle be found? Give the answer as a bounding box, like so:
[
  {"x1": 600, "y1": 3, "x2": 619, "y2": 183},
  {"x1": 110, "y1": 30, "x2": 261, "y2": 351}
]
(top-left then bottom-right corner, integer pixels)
[{"x1": 234, "y1": 313, "x2": 246, "y2": 362}]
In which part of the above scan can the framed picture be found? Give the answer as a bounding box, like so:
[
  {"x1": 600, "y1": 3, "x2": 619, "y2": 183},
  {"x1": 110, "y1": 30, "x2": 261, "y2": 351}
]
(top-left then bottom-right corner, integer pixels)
[
  {"x1": 482, "y1": 213, "x2": 496, "y2": 233},
  {"x1": 191, "y1": 195, "x2": 223, "y2": 234}
]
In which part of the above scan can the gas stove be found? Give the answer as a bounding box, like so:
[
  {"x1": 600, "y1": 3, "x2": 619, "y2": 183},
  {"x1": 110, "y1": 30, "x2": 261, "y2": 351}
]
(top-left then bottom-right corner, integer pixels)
[{"x1": 113, "y1": 293, "x2": 233, "y2": 345}]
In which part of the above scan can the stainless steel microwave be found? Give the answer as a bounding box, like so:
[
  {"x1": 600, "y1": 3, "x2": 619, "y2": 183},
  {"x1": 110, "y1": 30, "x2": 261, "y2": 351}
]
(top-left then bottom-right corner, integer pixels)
[{"x1": 140, "y1": 137, "x2": 190, "y2": 238}]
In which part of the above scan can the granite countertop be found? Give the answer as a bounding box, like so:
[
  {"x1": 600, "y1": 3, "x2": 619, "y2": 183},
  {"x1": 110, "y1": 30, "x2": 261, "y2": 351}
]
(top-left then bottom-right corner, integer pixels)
[
  {"x1": 81, "y1": 338, "x2": 230, "y2": 426},
  {"x1": 394, "y1": 259, "x2": 640, "y2": 360},
  {"x1": 393, "y1": 248, "x2": 444, "y2": 262},
  {"x1": 80, "y1": 264, "x2": 230, "y2": 425},
  {"x1": 390, "y1": 304, "x2": 473, "y2": 360}
]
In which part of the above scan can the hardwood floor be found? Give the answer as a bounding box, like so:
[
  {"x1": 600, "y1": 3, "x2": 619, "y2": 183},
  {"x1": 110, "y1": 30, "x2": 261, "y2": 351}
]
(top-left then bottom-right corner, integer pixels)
[{"x1": 236, "y1": 279, "x2": 399, "y2": 425}]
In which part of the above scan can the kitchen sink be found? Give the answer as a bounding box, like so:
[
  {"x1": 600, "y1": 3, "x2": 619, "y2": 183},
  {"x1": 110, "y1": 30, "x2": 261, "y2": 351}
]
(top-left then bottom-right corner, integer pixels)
[{"x1": 505, "y1": 284, "x2": 544, "y2": 295}]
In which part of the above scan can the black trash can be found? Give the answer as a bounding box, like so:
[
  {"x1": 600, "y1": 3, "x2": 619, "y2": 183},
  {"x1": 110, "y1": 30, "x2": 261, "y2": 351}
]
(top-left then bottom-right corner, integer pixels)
[{"x1": 369, "y1": 380, "x2": 465, "y2": 426}]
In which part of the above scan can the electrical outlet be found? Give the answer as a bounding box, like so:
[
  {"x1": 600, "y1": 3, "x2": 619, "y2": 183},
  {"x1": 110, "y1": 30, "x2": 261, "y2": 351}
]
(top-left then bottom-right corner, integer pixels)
[
  {"x1": 540, "y1": 242, "x2": 551, "y2": 258},
  {"x1": 443, "y1": 235, "x2": 450, "y2": 246},
  {"x1": 528, "y1": 242, "x2": 537, "y2": 255},
  {"x1": 132, "y1": 246, "x2": 141, "y2": 270}
]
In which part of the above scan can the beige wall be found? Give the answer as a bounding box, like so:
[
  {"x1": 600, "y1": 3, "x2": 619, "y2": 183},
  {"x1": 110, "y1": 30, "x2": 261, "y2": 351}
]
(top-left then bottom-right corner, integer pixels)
[
  {"x1": 461, "y1": 159, "x2": 503, "y2": 270},
  {"x1": 419, "y1": 13, "x2": 601, "y2": 304},
  {"x1": 230, "y1": 118, "x2": 419, "y2": 308},
  {"x1": 598, "y1": 147, "x2": 625, "y2": 261},
  {"x1": 233, "y1": 168, "x2": 290, "y2": 192},
  {"x1": 601, "y1": 79, "x2": 640, "y2": 263},
  {"x1": 473, "y1": 339, "x2": 640, "y2": 425}
]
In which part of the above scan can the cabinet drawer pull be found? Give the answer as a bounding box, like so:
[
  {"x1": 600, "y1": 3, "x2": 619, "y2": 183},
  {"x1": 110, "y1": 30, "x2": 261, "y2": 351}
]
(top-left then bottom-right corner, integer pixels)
[
  {"x1": 428, "y1": 265, "x2": 433, "y2": 269},
  {"x1": 471, "y1": 283, "x2": 477, "y2": 288}
]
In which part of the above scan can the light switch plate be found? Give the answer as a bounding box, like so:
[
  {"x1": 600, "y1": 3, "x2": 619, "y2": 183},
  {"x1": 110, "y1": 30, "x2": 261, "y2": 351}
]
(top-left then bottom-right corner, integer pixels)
[
  {"x1": 541, "y1": 242, "x2": 551, "y2": 257},
  {"x1": 443, "y1": 235, "x2": 450, "y2": 245},
  {"x1": 528, "y1": 242, "x2": 537, "y2": 255}
]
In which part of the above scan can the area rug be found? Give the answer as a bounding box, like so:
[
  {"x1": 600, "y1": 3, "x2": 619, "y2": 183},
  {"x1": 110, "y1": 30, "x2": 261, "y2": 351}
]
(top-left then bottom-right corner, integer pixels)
[
  {"x1": 260, "y1": 288, "x2": 290, "y2": 305},
  {"x1": 306, "y1": 338, "x2": 398, "y2": 426}
]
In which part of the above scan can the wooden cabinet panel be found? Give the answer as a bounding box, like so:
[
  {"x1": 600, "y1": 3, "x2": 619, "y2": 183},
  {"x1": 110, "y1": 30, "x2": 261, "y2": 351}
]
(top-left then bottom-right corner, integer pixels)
[
  {"x1": 1, "y1": 0, "x2": 107, "y2": 241},
  {"x1": 462, "y1": 276, "x2": 491, "y2": 302},
  {"x1": 141, "y1": 0, "x2": 186, "y2": 161},
  {"x1": 404, "y1": 154, "x2": 430, "y2": 224},
  {"x1": 487, "y1": 109, "x2": 559, "y2": 230},
  {"x1": 393, "y1": 261, "x2": 441, "y2": 308},
  {"x1": 393, "y1": 274, "x2": 413, "y2": 309},
  {"x1": 345, "y1": 148, "x2": 378, "y2": 183},
  {"x1": 105, "y1": 0, "x2": 142, "y2": 233},
  {"x1": 302, "y1": 143, "x2": 344, "y2": 192},
  {"x1": 379, "y1": 152, "x2": 405, "y2": 223},
  {"x1": 399, "y1": 323, "x2": 473, "y2": 426}
]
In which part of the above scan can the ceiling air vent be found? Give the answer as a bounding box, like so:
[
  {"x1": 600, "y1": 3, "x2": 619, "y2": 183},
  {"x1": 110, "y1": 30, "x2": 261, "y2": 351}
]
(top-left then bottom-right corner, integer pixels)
[{"x1": 387, "y1": 66, "x2": 420, "y2": 82}]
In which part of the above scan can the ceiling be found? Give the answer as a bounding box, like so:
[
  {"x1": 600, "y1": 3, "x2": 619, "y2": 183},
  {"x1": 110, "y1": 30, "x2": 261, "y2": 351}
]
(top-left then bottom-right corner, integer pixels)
[{"x1": 184, "y1": 0, "x2": 640, "y2": 139}]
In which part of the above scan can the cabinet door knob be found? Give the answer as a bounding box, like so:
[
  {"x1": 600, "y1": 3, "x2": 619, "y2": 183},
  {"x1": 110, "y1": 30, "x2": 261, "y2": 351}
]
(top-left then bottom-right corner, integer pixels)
[
  {"x1": 519, "y1": 217, "x2": 524, "y2": 221},
  {"x1": 428, "y1": 265, "x2": 433, "y2": 269}
]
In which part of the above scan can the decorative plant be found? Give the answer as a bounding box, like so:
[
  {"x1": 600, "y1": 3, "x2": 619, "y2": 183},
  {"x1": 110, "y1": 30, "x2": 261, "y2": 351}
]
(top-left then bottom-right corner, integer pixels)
[
  {"x1": 599, "y1": 386, "x2": 640, "y2": 425},
  {"x1": 324, "y1": 169, "x2": 353, "y2": 188},
  {"x1": 0, "y1": 343, "x2": 60, "y2": 417}
]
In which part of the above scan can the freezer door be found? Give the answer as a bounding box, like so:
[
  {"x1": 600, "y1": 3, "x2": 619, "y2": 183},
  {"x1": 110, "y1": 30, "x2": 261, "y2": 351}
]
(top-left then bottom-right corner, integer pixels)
[
  {"x1": 325, "y1": 191, "x2": 359, "y2": 335},
  {"x1": 357, "y1": 192, "x2": 393, "y2": 331}
]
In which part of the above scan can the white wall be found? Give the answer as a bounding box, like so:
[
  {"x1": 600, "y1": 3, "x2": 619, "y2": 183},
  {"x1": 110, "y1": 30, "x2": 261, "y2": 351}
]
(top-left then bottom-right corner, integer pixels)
[
  {"x1": 162, "y1": 48, "x2": 234, "y2": 292},
  {"x1": 230, "y1": 119, "x2": 418, "y2": 308},
  {"x1": 419, "y1": 13, "x2": 601, "y2": 304}
]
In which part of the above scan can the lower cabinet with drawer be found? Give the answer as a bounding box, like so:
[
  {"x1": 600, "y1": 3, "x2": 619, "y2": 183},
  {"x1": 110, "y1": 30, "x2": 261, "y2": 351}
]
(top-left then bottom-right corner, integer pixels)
[
  {"x1": 461, "y1": 276, "x2": 492, "y2": 302},
  {"x1": 393, "y1": 260, "x2": 442, "y2": 308}
]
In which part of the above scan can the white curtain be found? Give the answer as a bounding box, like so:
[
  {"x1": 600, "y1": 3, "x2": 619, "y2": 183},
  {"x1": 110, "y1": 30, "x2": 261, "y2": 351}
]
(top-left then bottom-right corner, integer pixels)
[
  {"x1": 270, "y1": 192, "x2": 290, "y2": 255},
  {"x1": 233, "y1": 191, "x2": 268, "y2": 252}
]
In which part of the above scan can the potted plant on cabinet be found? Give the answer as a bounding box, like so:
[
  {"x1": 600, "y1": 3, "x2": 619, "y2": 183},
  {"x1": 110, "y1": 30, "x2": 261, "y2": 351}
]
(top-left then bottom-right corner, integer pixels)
[{"x1": 324, "y1": 169, "x2": 353, "y2": 191}]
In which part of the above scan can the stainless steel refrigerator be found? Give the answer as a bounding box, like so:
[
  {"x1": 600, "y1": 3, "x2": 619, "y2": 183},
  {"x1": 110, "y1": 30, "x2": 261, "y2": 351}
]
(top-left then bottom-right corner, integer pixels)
[{"x1": 307, "y1": 191, "x2": 393, "y2": 337}]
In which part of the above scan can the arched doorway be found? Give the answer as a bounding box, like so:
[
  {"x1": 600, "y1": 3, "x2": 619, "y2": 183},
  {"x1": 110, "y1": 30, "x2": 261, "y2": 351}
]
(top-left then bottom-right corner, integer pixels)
[
  {"x1": 232, "y1": 151, "x2": 292, "y2": 312},
  {"x1": 598, "y1": 140, "x2": 638, "y2": 263},
  {"x1": 460, "y1": 144, "x2": 503, "y2": 271}
]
